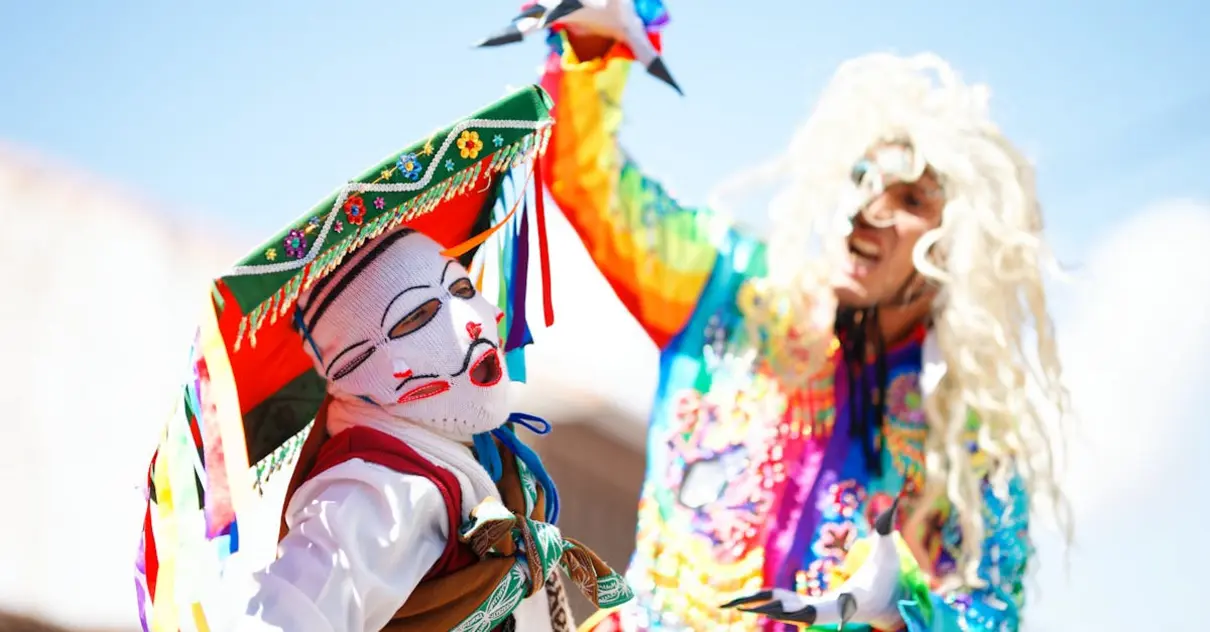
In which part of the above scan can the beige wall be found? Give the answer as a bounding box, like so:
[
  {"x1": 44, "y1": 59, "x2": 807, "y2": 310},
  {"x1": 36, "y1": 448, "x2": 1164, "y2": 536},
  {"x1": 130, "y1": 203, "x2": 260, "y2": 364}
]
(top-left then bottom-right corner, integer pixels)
[
  {"x1": 531, "y1": 420, "x2": 647, "y2": 624},
  {"x1": 0, "y1": 144, "x2": 240, "y2": 629}
]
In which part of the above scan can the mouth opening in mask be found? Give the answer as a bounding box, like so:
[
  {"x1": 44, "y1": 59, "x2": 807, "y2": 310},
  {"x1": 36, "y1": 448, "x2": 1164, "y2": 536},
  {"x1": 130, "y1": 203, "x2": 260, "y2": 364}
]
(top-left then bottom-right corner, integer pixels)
[
  {"x1": 397, "y1": 380, "x2": 451, "y2": 404},
  {"x1": 470, "y1": 347, "x2": 503, "y2": 387}
]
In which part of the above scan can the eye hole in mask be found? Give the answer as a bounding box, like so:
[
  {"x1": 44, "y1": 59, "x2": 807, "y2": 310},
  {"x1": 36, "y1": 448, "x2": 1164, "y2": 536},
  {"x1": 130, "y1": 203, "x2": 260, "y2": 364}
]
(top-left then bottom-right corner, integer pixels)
[
  {"x1": 389, "y1": 298, "x2": 442, "y2": 340},
  {"x1": 448, "y1": 277, "x2": 476, "y2": 299},
  {"x1": 330, "y1": 345, "x2": 376, "y2": 381}
]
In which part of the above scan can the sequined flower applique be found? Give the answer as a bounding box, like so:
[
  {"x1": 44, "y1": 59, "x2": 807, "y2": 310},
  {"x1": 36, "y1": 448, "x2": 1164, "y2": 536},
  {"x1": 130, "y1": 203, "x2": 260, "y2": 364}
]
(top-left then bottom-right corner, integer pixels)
[
  {"x1": 343, "y1": 195, "x2": 367, "y2": 225},
  {"x1": 800, "y1": 558, "x2": 838, "y2": 596},
  {"x1": 396, "y1": 152, "x2": 423, "y2": 181},
  {"x1": 283, "y1": 229, "x2": 308, "y2": 259},
  {"x1": 813, "y1": 522, "x2": 856, "y2": 558},
  {"x1": 457, "y1": 130, "x2": 484, "y2": 159}
]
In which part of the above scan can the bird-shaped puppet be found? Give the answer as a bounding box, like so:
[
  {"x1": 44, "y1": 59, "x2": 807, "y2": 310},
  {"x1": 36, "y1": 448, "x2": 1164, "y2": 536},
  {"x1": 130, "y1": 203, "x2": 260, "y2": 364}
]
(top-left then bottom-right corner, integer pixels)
[
  {"x1": 476, "y1": 0, "x2": 683, "y2": 95},
  {"x1": 722, "y1": 497, "x2": 933, "y2": 631}
]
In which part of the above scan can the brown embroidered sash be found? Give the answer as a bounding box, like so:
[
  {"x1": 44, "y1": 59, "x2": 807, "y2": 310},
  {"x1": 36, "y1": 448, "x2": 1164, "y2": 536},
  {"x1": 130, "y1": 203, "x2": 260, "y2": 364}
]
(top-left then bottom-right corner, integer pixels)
[{"x1": 387, "y1": 447, "x2": 633, "y2": 631}]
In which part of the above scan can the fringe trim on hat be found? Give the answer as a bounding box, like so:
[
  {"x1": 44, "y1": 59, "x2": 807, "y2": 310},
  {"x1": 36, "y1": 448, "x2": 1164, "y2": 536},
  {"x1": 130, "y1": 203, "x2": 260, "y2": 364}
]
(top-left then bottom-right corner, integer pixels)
[{"x1": 234, "y1": 125, "x2": 552, "y2": 352}]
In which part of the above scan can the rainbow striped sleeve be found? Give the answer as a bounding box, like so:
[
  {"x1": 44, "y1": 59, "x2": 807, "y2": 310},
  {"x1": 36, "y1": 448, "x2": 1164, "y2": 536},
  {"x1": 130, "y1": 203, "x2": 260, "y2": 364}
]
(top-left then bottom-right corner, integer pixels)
[{"x1": 539, "y1": 34, "x2": 725, "y2": 349}]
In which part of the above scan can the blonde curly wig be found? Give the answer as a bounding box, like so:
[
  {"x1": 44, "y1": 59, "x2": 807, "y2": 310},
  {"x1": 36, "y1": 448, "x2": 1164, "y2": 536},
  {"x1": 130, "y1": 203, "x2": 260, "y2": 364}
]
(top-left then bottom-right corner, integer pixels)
[{"x1": 715, "y1": 52, "x2": 1072, "y2": 585}]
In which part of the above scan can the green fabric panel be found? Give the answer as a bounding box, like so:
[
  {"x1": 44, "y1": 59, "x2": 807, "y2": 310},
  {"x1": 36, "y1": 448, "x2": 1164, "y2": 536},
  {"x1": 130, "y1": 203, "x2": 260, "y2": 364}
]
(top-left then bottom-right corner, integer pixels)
[
  {"x1": 241, "y1": 367, "x2": 327, "y2": 465},
  {"x1": 221, "y1": 85, "x2": 553, "y2": 313}
]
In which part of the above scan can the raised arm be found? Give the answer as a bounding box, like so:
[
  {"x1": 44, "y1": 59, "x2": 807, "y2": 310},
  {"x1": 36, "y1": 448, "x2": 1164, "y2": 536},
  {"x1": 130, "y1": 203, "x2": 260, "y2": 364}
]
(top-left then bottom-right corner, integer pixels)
[{"x1": 539, "y1": 30, "x2": 728, "y2": 349}]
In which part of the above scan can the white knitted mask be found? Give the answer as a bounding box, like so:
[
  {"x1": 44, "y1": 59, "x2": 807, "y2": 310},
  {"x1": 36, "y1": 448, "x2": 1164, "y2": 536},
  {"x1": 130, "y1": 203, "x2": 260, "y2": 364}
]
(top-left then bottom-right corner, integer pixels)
[{"x1": 297, "y1": 229, "x2": 510, "y2": 440}]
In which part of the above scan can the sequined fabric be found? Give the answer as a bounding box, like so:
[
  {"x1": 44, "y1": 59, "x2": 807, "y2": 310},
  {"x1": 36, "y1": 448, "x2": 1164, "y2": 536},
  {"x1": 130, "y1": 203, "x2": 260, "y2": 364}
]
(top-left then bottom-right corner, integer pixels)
[{"x1": 596, "y1": 231, "x2": 1030, "y2": 632}]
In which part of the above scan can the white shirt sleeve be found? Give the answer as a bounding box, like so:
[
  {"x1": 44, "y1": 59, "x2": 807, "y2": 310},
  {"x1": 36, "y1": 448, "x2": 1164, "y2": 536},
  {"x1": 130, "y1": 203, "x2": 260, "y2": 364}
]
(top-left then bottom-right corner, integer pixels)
[{"x1": 227, "y1": 459, "x2": 450, "y2": 632}]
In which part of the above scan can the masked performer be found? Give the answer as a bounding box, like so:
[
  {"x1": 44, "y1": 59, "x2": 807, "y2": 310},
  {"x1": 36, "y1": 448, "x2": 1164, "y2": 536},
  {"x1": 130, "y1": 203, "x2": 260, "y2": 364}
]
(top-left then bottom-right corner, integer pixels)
[
  {"x1": 134, "y1": 86, "x2": 633, "y2": 632},
  {"x1": 477, "y1": 4, "x2": 1072, "y2": 631}
]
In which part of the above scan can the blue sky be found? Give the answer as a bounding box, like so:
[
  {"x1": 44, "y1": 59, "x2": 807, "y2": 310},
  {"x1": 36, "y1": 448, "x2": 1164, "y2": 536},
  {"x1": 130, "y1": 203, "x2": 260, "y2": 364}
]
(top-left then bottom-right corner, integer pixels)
[{"x1": 2, "y1": 0, "x2": 1208, "y2": 261}]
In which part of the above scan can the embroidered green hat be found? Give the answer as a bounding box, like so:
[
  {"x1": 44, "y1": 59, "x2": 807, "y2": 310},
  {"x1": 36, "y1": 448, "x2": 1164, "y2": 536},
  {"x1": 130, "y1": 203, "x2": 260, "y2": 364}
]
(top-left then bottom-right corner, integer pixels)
[{"x1": 135, "y1": 85, "x2": 554, "y2": 632}]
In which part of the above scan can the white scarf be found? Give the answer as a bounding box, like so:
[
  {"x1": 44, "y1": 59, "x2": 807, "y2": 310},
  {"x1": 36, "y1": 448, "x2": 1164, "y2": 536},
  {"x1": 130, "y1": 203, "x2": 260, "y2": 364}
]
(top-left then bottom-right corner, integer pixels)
[{"x1": 325, "y1": 398, "x2": 499, "y2": 518}]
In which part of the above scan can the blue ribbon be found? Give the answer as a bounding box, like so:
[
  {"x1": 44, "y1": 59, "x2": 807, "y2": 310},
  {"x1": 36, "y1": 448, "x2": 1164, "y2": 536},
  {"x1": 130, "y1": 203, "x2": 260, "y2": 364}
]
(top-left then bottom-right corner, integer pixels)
[
  {"x1": 472, "y1": 412, "x2": 560, "y2": 524},
  {"x1": 472, "y1": 432, "x2": 503, "y2": 480}
]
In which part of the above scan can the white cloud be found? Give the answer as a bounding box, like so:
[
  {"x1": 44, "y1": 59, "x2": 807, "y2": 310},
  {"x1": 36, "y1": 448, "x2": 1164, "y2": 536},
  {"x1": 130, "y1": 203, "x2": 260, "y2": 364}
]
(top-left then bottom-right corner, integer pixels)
[
  {"x1": 1026, "y1": 199, "x2": 1210, "y2": 630},
  {"x1": 1048, "y1": 199, "x2": 1210, "y2": 511}
]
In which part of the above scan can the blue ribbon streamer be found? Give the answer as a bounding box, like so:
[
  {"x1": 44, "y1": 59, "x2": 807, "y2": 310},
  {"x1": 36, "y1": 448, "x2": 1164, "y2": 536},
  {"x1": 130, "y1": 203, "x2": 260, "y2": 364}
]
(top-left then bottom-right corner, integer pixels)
[
  {"x1": 472, "y1": 412, "x2": 560, "y2": 524},
  {"x1": 472, "y1": 432, "x2": 502, "y2": 481}
]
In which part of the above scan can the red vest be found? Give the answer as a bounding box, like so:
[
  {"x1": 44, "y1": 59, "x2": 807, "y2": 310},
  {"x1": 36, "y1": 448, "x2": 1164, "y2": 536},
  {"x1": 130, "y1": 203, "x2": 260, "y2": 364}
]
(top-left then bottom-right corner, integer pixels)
[{"x1": 303, "y1": 425, "x2": 480, "y2": 580}]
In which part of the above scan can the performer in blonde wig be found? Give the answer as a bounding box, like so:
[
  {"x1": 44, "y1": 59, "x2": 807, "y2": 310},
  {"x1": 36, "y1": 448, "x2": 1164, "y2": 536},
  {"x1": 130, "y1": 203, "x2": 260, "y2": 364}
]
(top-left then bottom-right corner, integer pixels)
[{"x1": 479, "y1": 2, "x2": 1071, "y2": 631}]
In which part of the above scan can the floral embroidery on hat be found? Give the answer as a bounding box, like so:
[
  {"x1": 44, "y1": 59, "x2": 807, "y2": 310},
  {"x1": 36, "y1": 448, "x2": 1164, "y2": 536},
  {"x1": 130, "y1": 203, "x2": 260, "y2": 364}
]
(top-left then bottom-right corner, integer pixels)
[
  {"x1": 283, "y1": 229, "x2": 308, "y2": 259},
  {"x1": 343, "y1": 195, "x2": 367, "y2": 225},
  {"x1": 457, "y1": 130, "x2": 484, "y2": 160},
  {"x1": 396, "y1": 152, "x2": 423, "y2": 181}
]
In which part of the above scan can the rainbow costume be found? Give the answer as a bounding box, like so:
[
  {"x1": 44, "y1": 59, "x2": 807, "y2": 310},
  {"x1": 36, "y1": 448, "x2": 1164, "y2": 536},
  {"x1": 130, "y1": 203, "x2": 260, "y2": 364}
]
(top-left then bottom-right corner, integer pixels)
[{"x1": 527, "y1": 6, "x2": 1035, "y2": 632}]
